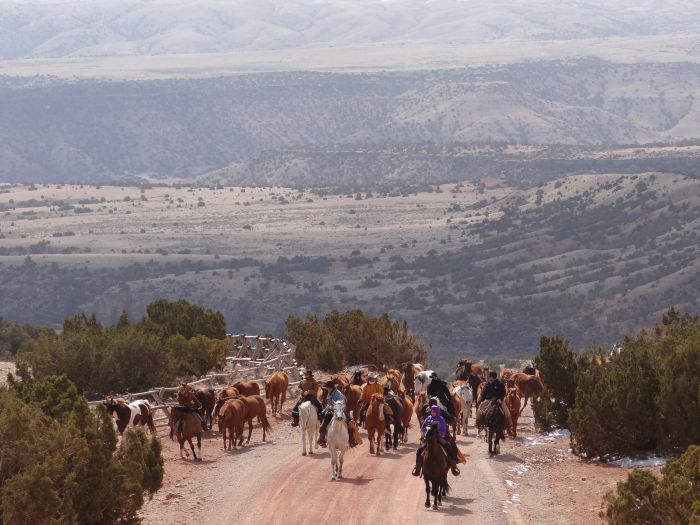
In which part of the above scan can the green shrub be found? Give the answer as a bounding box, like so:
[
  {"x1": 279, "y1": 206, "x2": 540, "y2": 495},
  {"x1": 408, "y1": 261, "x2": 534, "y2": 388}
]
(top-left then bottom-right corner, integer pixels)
[
  {"x1": 285, "y1": 309, "x2": 427, "y2": 369},
  {"x1": 0, "y1": 375, "x2": 163, "y2": 524},
  {"x1": 601, "y1": 445, "x2": 700, "y2": 525},
  {"x1": 533, "y1": 336, "x2": 579, "y2": 428}
]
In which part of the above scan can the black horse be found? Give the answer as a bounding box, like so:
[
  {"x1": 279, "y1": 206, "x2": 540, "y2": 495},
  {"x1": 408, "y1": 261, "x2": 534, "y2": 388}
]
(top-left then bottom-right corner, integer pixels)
[
  {"x1": 485, "y1": 401, "x2": 506, "y2": 456},
  {"x1": 384, "y1": 394, "x2": 404, "y2": 450}
]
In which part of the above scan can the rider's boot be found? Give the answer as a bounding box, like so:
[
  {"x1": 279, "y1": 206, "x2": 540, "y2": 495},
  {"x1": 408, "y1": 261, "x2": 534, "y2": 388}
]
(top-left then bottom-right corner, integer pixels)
[
  {"x1": 412, "y1": 455, "x2": 423, "y2": 477},
  {"x1": 317, "y1": 426, "x2": 327, "y2": 447},
  {"x1": 291, "y1": 410, "x2": 299, "y2": 427}
]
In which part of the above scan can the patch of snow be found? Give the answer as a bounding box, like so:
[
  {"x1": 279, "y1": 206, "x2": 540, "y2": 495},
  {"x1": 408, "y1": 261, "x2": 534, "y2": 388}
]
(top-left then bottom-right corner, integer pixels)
[
  {"x1": 610, "y1": 455, "x2": 667, "y2": 468},
  {"x1": 505, "y1": 479, "x2": 519, "y2": 488},
  {"x1": 508, "y1": 463, "x2": 531, "y2": 476}
]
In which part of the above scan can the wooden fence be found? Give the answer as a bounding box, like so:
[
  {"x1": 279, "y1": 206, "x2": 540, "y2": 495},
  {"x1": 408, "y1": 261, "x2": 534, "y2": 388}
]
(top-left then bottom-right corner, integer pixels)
[{"x1": 89, "y1": 334, "x2": 304, "y2": 433}]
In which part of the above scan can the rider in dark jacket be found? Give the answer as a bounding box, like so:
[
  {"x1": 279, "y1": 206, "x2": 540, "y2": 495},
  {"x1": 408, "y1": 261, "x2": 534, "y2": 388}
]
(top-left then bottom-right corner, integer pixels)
[
  {"x1": 427, "y1": 372, "x2": 455, "y2": 419},
  {"x1": 479, "y1": 372, "x2": 506, "y2": 403}
]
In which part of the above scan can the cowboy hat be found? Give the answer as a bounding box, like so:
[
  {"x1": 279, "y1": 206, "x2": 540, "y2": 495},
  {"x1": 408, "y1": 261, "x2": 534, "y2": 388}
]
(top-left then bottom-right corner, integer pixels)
[{"x1": 323, "y1": 380, "x2": 336, "y2": 388}]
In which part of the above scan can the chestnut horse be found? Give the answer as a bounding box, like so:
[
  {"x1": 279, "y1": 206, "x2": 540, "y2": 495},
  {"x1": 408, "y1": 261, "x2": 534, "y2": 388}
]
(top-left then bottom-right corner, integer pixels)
[
  {"x1": 331, "y1": 373, "x2": 350, "y2": 390},
  {"x1": 217, "y1": 398, "x2": 247, "y2": 450},
  {"x1": 422, "y1": 424, "x2": 450, "y2": 509},
  {"x1": 238, "y1": 395, "x2": 272, "y2": 443},
  {"x1": 232, "y1": 380, "x2": 261, "y2": 397},
  {"x1": 265, "y1": 371, "x2": 289, "y2": 416},
  {"x1": 365, "y1": 394, "x2": 387, "y2": 455},
  {"x1": 504, "y1": 385, "x2": 521, "y2": 437},
  {"x1": 169, "y1": 406, "x2": 203, "y2": 461},
  {"x1": 344, "y1": 384, "x2": 362, "y2": 422}
]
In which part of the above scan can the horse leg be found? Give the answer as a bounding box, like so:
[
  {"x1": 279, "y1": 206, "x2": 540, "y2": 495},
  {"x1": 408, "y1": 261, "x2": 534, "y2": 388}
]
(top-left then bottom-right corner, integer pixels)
[
  {"x1": 222, "y1": 425, "x2": 228, "y2": 450},
  {"x1": 302, "y1": 425, "x2": 307, "y2": 456},
  {"x1": 179, "y1": 434, "x2": 187, "y2": 458},
  {"x1": 197, "y1": 434, "x2": 202, "y2": 461},
  {"x1": 338, "y1": 450, "x2": 344, "y2": 479},
  {"x1": 520, "y1": 396, "x2": 528, "y2": 416},
  {"x1": 424, "y1": 479, "x2": 431, "y2": 508},
  {"x1": 368, "y1": 429, "x2": 375, "y2": 454},
  {"x1": 432, "y1": 481, "x2": 439, "y2": 510},
  {"x1": 330, "y1": 448, "x2": 337, "y2": 481},
  {"x1": 246, "y1": 418, "x2": 253, "y2": 443}
]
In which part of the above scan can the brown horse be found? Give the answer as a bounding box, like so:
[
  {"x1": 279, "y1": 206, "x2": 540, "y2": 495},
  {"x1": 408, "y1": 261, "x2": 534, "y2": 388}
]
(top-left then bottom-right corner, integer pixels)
[
  {"x1": 217, "y1": 398, "x2": 247, "y2": 450},
  {"x1": 450, "y1": 391, "x2": 462, "y2": 437},
  {"x1": 400, "y1": 393, "x2": 413, "y2": 443},
  {"x1": 191, "y1": 384, "x2": 216, "y2": 430},
  {"x1": 365, "y1": 394, "x2": 388, "y2": 455},
  {"x1": 232, "y1": 380, "x2": 261, "y2": 397},
  {"x1": 169, "y1": 406, "x2": 203, "y2": 461},
  {"x1": 265, "y1": 371, "x2": 289, "y2": 416},
  {"x1": 422, "y1": 424, "x2": 450, "y2": 509},
  {"x1": 504, "y1": 385, "x2": 521, "y2": 437},
  {"x1": 383, "y1": 369, "x2": 403, "y2": 393},
  {"x1": 415, "y1": 391, "x2": 429, "y2": 426},
  {"x1": 238, "y1": 395, "x2": 272, "y2": 443},
  {"x1": 401, "y1": 362, "x2": 422, "y2": 401},
  {"x1": 344, "y1": 384, "x2": 363, "y2": 422},
  {"x1": 331, "y1": 373, "x2": 350, "y2": 390},
  {"x1": 511, "y1": 372, "x2": 545, "y2": 415}
]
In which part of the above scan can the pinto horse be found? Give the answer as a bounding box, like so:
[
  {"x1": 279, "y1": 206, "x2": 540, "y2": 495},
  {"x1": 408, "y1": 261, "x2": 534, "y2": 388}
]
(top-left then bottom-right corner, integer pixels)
[
  {"x1": 451, "y1": 383, "x2": 473, "y2": 436},
  {"x1": 265, "y1": 371, "x2": 289, "y2": 416},
  {"x1": 104, "y1": 397, "x2": 156, "y2": 436},
  {"x1": 422, "y1": 424, "x2": 450, "y2": 509},
  {"x1": 169, "y1": 406, "x2": 203, "y2": 461},
  {"x1": 365, "y1": 394, "x2": 387, "y2": 455},
  {"x1": 326, "y1": 400, "x2": 349, "y2": 481}
]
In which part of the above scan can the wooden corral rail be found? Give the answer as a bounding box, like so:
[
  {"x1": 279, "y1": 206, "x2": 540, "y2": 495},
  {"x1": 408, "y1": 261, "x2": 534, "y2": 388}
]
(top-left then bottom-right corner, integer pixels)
[{"x1": 89, "y1": 335, "x2": 305, "y2": 433}]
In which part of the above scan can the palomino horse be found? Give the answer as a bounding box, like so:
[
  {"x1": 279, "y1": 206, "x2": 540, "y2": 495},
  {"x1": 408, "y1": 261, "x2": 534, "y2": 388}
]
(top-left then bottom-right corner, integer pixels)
[
  {"x1": 265, "y1": 371, "x2": 289, "y2": 416},
  {"x1": 217, "y1": 398, "x2": 247, "y2": 450},
  {"x1": 421, "y1": 424, "x2": 450, "y2": 509},
  {"x1": 326, "y1": 400, "x2": 349, "y2": 481},
  {"x1": 452, "y1": 383, "x2": 473, "y2": 436},
  {"x1": 344, "y1": 384, "x2": 362, "y2": 422},
  {"x1": 299, "y1": 400, "x2": 319, "y2": 456},
  {"x1": 104, "y1": 397, "x2": 156, "y2": 436},
  {"x1": 169, "y1": 406, "x2": 203, "y2": 461},
  {"x1": 365, "y1": 393, "x2": 387, "y2": 455}
]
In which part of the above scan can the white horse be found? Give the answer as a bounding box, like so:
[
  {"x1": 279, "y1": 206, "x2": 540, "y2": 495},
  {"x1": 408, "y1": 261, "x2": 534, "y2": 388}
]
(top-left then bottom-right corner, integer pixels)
[
  {"x1": 326, "y1": 400, "x2": 349, "y2": 481},
  {"x1": 452, "y1": 383, "x2": 473, "y2": 436},
  {"x1": 299, "y1": 401, "x2": 319, "y2": 456},
  {"x1": 414, "y1": 370, "x2": 435, "y2": 397}
]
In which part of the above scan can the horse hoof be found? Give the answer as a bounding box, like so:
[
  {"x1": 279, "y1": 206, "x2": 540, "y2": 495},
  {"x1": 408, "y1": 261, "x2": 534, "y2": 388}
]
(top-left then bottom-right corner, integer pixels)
[
  {"x1": 302, "y1": 452, "x2": 307, "y2": 456},
  {"x1": 432, "y1": 504, "x2": 438, "y2": 510},
  {"x1": 425, "y1": 502, "x2": 431, "y2": 508}
]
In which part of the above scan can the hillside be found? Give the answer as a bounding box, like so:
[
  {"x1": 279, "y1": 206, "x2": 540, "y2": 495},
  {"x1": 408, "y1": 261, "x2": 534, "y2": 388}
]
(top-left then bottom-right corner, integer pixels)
[
  {"x1": 2, "y1": 0, "x2": 698, "y2": 60},
  {"x1": 0, "y1": 172, "x2": 697, "y2": 364},
  {"x1": 3, "y1": 60, "x2": 700, "y2": 184}
]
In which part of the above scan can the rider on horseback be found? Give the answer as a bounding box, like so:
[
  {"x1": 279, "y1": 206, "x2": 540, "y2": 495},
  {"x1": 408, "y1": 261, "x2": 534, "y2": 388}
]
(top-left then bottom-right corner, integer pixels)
[
  {"x1": 317, "y1": 381, "x2": 357, "y2": 448},
  {"x1": 291, "y1": 370, "x2": 323, "y2": 427},
  {"x1": 177, "y1": 382, "x2": 205, "y2": 425},
  {"x1": 477, "y1": 371, "x2": 512, "y2": 431},
  {"x1": 358, "y1": 372, "x2": 383, "y2": 425},
  {"x1": 427, "y1": 372, "x2": 456, "y2": 420},
  {"x1": 412, "y1": 405, "x2": 460, "y2": 477}
]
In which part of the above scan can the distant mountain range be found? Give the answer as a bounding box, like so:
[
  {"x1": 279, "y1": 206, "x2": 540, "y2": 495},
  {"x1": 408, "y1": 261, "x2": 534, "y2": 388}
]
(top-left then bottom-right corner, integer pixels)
[
  {"x1": 2, "y1": 0, "x2": 699, "y2": 60},
  {"x1": 2, "y1": 60, "x2": 700, "y2": 185}
]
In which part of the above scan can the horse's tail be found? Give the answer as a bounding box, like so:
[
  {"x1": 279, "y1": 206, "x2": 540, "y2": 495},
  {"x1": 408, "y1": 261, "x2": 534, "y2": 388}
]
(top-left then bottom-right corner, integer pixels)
[
  {"x1": 260, "y1": 414, "x2": 272, "y2": 433},
  {"x1": 443, "y1": 479, "x2": 451, "y2": 496},
  {"x1": 169, "y1": 424, "x2": 175, "y2": 441},
  {"x1": 148, "y1": 411, "x2": 156, "y2": 434}
]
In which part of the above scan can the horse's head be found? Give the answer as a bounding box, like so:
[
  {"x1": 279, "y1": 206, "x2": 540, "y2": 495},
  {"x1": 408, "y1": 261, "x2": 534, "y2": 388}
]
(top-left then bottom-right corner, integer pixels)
[
  {"x1": 332, "y1": 400, "x2": 346, "y2": 420},
  {"x1": 103, "y1": 396, "x2": 118, "y2": 414},
  {"x1": 423, "y1": 423, "x2": 439, "y2": 442}
]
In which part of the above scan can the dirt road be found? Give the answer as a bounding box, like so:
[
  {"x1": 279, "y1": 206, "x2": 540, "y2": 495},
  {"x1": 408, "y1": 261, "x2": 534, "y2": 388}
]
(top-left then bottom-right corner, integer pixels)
[{"x1": 141, "y1": 407, "x2": 639, "y2": 525}]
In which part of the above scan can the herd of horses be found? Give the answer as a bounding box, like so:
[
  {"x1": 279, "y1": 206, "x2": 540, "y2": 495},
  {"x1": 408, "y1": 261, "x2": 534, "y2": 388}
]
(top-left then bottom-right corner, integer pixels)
[{"x1": 103, "y1": 361, "x2": 545, "y2": 510}]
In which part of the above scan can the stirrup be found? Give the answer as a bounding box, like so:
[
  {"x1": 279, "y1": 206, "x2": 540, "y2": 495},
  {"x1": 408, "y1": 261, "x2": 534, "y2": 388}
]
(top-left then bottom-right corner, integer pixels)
[
  {"x1": 412, "y1": 465, "x2": 422, "y2": 477},
  {"x1": 450, "y1": 464, "x2": 460, "y2": 476}
]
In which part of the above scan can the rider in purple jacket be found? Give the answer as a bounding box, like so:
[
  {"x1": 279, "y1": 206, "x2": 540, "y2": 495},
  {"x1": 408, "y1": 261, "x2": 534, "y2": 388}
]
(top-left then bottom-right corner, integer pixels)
[{"x1": 412, "y1": 405, "x2": 460, "y2": 477}]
